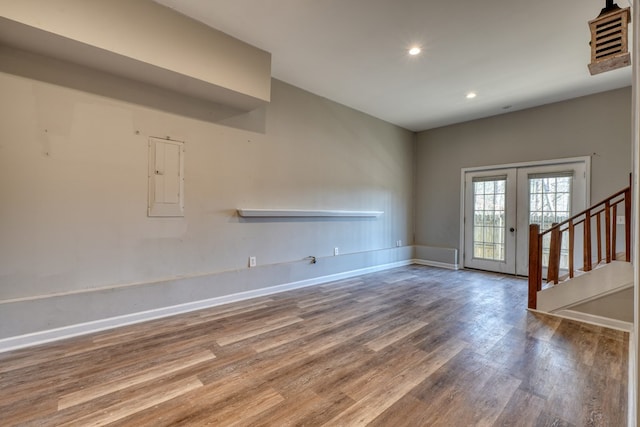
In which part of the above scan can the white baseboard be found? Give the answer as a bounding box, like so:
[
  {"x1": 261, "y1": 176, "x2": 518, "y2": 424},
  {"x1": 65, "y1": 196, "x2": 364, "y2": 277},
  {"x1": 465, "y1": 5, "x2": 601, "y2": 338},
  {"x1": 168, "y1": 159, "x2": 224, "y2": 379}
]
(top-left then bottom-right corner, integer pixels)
[
  {"x1": 412, "y1": 258, "x2": 459, "y2": 270},
  {"x1": 0, "y1": 260, "x2": 412, "y2": 353},
  {"x1": 542, "y1": 308, "x2": 633, "y2": 332}
]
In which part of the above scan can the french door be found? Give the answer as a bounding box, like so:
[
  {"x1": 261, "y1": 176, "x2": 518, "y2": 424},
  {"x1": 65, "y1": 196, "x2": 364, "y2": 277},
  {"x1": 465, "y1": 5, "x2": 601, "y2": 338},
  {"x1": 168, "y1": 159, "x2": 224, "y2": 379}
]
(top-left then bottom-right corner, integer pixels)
[{"x1": 463, "y1": 159, "x2": 589, "y2": 276}]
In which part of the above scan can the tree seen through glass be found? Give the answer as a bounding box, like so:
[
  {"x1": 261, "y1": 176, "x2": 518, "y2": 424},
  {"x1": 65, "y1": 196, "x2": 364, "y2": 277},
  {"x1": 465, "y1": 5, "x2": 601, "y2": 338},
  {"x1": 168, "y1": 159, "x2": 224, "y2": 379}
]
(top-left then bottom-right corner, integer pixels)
[
  {"x1": 472, "y1": 178, "x2": 506, "y2": 261},
  {"x1": 529, "y1": 176, "x2": 572, "y2": 269}
]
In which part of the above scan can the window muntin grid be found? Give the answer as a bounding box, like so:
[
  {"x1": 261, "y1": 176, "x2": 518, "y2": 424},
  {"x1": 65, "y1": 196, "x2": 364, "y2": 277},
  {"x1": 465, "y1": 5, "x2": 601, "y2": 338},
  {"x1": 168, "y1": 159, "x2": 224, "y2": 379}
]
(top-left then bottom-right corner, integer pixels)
[
  {"x1": 472, "y1": 177, "x2": 506, "y2": 262},
  {"x1": 529, "y1": 174, "x2": 572, "y2": 269}
]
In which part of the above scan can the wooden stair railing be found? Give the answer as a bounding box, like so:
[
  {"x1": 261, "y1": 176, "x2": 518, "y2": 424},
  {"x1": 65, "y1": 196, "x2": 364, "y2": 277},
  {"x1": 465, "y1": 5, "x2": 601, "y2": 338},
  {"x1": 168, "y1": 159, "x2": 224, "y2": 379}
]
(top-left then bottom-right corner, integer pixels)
[{"x1": 528, "y1": 184, "x2": 631, "y2": 309}]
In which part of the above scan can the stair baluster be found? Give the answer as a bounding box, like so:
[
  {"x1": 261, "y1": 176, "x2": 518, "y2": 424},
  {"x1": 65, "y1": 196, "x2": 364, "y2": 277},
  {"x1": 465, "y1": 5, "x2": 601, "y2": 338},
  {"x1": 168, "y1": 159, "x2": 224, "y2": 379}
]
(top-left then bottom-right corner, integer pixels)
[
  {"x1": 547, "y1": 223, "x2": 561, "y2": 285},
  {"x1": 584, "y1": 208, "x2": 592, "y2": 273},
  {"x1": 625, "y1": 186, "x2": 631, "y2": 261},
  {"x1": 605, "y1": 200, "x2": 611, "y2": 263}
]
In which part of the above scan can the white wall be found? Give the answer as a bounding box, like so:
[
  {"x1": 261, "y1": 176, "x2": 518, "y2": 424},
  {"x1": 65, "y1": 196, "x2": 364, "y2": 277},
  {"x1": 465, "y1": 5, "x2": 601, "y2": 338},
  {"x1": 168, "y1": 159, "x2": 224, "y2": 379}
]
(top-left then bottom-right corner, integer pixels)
[
  {"x1": 0, "y1": 47, "x2": 414, "y2": 340},
  {"x1": 632, "y1": 3, "x2": 640, "y2": 426},
  {"x1": 415, "y1": 88, "x2": 632, "y2": 252}
]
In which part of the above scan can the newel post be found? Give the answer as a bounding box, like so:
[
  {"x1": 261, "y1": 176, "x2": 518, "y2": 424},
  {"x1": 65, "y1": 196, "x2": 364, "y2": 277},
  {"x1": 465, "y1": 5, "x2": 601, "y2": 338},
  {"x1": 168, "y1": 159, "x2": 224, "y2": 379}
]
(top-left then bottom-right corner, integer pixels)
[{"x1": 528, "y1": 224, "x2": 541, "y2": 309}]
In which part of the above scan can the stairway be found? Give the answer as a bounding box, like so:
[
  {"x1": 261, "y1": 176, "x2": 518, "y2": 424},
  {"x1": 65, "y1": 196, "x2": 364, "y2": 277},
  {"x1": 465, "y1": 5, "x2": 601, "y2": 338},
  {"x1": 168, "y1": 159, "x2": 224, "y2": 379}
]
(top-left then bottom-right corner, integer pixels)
[
  {"x1": 536, "y1": 261, "x2": 633, "y2": 329},
  {"x1": 527, "y1": 182, "x2": 632, "y2": 330}
]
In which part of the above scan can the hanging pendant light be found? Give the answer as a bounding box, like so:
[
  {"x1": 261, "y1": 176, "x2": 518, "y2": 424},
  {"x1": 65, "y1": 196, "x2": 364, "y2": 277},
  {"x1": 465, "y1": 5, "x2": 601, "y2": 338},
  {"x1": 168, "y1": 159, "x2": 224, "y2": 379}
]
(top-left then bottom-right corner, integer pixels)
[{"x1": 587, "y1": 0, "x2": 631, "y2": 75}]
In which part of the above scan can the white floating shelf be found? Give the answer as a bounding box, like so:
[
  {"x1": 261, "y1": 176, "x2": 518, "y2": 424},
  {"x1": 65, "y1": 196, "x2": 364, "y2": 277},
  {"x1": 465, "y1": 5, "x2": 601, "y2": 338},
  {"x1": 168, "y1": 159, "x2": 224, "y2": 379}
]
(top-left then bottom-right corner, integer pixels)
[{"x1": 237, "y1": 209, "x2": 383, "y2": 218}]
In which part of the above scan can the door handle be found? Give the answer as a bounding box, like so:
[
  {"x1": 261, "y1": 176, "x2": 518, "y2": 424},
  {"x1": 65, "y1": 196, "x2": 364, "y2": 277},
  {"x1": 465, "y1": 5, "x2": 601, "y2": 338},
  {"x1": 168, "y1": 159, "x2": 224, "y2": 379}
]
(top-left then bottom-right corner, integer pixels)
[{"x1": 509, "y1": 227, "x2": 516, "y2": 232}]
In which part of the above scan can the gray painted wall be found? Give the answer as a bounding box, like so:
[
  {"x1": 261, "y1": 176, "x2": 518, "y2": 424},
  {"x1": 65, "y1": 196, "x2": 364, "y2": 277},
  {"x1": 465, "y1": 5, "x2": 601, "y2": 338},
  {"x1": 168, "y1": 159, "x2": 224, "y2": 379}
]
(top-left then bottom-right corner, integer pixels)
[
  {"x1": 0, "y1": 47, "x2": 414, "y2": 339},
  {"x1": 0, "y1": 41, "x2": 632, "y2": 343},
  {"x1": 415, "y1": 87, "x2": 632, "y2": 251},
  {"x1": 0, "y1": 0, "x2": 272, "y2": 106}
]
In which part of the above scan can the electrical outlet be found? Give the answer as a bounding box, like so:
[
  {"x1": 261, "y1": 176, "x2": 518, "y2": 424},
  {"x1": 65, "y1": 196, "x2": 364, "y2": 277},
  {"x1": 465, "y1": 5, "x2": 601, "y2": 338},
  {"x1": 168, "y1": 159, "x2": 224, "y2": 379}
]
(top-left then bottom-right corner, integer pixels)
[
  {"x1": 617, "y1": 216, "x2": 625, "y2": 225},
  {"x1": 249, "y1": 256, "x2": 257, "y2": 267},
  {"x1": 396, "y1": 240, "x2": 402, "y2": 247},
  {"x1": 334, "y1": 247, "x2": 339, "y2": 256}
]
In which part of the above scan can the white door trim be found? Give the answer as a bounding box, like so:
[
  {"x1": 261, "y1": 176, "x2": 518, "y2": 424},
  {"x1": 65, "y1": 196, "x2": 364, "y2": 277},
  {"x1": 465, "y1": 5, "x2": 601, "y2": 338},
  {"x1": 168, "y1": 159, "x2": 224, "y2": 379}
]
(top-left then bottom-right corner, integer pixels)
[{"x1": 459, "y1": 156, "x2": 591, "y2": 272}]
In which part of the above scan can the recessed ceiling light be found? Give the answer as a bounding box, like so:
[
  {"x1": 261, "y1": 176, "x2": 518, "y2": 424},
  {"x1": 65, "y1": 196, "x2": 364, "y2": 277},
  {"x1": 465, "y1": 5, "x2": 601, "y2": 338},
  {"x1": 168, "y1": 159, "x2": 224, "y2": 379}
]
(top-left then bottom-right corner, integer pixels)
[
  {"x1": 408, "y1": 47, "x2": 421, "y2": 56},
  {"x1": 466, "y1": 92, "x2": 477, "y2": 99}
]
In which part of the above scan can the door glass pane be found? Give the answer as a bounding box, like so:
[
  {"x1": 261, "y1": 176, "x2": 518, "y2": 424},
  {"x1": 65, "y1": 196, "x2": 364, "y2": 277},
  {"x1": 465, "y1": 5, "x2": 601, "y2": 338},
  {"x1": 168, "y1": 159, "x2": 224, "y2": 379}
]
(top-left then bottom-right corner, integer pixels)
[
  {"x1": 472, "y1": 177, "x2": 506, "y2": 261},
  {"x1": 528, "y1": 175, "x2": 572, "y2": 268}
]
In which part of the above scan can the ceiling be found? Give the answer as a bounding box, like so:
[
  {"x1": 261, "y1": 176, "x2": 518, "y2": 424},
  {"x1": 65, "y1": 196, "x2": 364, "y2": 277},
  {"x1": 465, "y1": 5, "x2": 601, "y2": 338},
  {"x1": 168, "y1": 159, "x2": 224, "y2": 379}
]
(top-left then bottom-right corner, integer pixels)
[{"x1": 154, "y1": 0, "x2": 633, "y2": 132}]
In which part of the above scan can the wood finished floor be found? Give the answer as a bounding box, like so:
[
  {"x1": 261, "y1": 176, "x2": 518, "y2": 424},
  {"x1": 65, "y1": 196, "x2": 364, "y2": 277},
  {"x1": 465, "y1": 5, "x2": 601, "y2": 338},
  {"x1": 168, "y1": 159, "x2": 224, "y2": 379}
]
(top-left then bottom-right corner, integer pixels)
[{"x1": 0, "y1": 266, "x2": 628, "y2": 426}]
